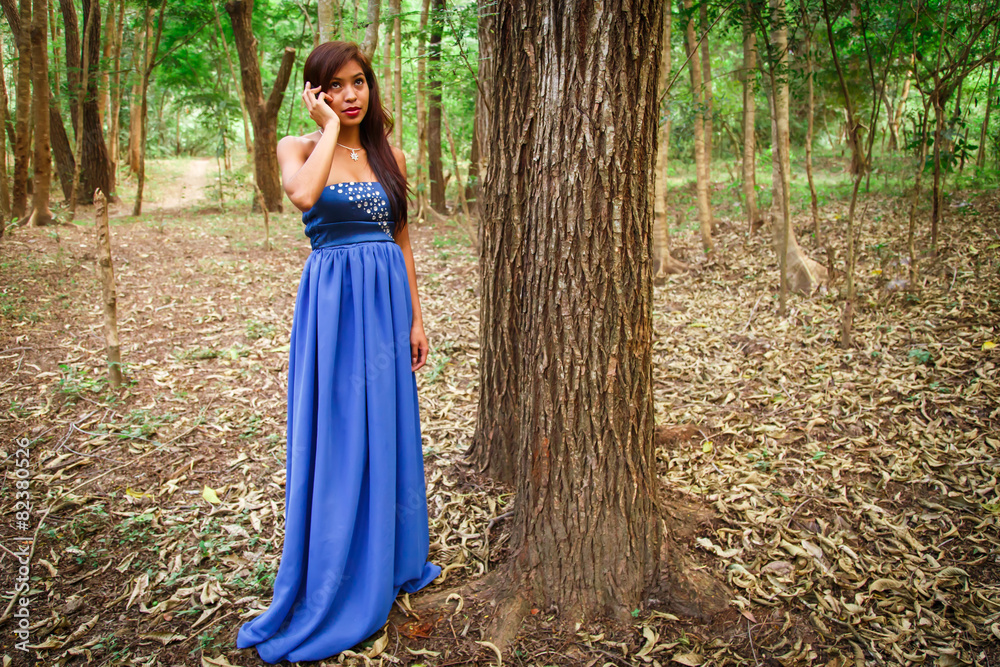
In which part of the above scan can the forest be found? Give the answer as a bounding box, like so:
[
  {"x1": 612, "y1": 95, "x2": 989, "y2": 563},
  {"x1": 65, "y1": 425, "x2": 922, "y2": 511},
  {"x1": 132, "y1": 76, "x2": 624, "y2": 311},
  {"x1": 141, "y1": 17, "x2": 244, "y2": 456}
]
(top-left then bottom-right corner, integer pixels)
[{"x1": 0, "y1": 0, "x2": 999, "y2": 665}]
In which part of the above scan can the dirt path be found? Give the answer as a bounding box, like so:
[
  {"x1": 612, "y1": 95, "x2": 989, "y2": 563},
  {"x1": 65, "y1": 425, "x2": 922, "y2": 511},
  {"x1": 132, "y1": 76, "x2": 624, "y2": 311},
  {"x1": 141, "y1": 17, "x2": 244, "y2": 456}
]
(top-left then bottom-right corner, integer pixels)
[{"x1": 147, "y1": 157, "x2": 211, "y2": 211}]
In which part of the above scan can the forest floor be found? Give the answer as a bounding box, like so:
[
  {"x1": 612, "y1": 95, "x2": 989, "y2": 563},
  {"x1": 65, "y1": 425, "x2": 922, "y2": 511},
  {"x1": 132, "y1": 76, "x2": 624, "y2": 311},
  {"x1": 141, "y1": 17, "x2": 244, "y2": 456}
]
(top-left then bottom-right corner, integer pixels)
[{"x1": 0, "y1": 157, "x2": 998, "y2": 667}]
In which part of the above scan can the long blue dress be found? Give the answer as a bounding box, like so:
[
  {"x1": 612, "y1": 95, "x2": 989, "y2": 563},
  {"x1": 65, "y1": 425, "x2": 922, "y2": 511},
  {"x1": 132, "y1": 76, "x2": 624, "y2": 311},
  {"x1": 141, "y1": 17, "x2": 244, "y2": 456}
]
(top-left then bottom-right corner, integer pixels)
[{"x1": 236, "y1": 181, "x2": 442, "y2": 664}]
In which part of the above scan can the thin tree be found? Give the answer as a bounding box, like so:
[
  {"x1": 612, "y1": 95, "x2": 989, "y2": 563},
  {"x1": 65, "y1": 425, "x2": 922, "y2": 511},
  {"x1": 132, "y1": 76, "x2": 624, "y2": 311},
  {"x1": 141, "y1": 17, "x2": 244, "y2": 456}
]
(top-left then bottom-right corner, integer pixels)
[
  {"x1": 700, "y1": 1, "x2": 713, "y2": 178},
  {"x1": 108, "y1": 0, "x2": 124, "y2": 193},
  {"x1": 0, "y1": 30, "x2": 10, "y2": 225},
  {"x1": 684, "y1": 0, "x2": 713, "y2": 255},
  {"x1": 741, "y1": 0, "x2": 758, "y2": 231},
  {"x1": 653, "y1": 3, "x2": 688, "y2": 277},
  {"x1": 131, "y1": 0, "x2": 165, "y2": 216},
  {"x1": 391, "y1": 0, "x2": 401, "y2": 150},
  {"x1": 427, "y1": 0, "x2": 445, "y2": 212}
]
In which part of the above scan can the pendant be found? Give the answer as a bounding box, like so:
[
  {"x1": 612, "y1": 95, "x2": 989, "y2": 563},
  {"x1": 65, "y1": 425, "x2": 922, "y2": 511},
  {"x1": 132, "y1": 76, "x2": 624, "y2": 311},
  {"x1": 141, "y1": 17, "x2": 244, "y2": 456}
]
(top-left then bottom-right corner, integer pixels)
[{"x1": 350, "y1": 148, "x2": 359, "y2": 162}]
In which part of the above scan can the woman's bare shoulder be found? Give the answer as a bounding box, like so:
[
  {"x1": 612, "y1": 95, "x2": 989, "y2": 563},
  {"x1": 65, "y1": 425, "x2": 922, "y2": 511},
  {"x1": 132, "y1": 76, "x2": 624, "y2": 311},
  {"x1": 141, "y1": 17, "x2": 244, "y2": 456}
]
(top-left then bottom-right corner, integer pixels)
[{"x1": 277, "y1": 132, "x2": 321, "y2": 159}]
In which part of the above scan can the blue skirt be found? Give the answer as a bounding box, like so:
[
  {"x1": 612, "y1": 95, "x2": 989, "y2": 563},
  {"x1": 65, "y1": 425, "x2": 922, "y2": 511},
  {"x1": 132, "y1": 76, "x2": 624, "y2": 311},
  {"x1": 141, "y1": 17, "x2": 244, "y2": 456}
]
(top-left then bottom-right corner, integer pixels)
[{"x1": 236, "y1": 240, "x2": 441, "y2": 663}]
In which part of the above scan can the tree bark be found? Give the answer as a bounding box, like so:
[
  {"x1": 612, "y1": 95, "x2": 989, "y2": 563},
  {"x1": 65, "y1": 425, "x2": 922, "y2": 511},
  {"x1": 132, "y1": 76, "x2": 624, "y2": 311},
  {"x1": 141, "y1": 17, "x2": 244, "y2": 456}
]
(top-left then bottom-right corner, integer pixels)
[
  {"x1": 684, "y1": 0, "x2": 713, "y2": 255},
  {"x1": 391, "y1": 0, "x2": 402, "y2": 150},
  {"x1": 699, "y1": 2, "x2": 713, "y2": 176},
  {"x1": 741, "y1": 1, "x2": 757, "y2": 231},
  {"x1": 653, "y1": 3, "x2": 686, "y2": 278},
  {"x1": 127, "y1": 9, "x2": 148, "y2": 175},
  {"x1": 61, "y1": 0, "x2": 113, "y2": 205},
  {"x1": 0, "y1": 30, "x2": 12, "y2": 223},
  {"x1": 889, "y1": 74, "x2": 910, "y2": 151},
  {"x1": 769, "y1": 0, "x2": 826, "y2": 301},
  {"x1": 381, "y1": 5, "x2": 391, "y2": 112},
  {"x1": 473, "y1": 0, "x2": 664, "y2": 640},
  {"x1": 414, "y1": 0, "x2": 430, "y2": 223},
  {"x1": 225, "y1": 0, "x2": 296, "y2": 213},
  {"x1": 427, "y1": 0, "x2": 445, "y2": 212},
  {"x1": 131, "y1": 0, "x2": 165, "y2": 216},
  {"x1": 214, "y1": 2, "x2": 253, "y2": 156},
  {"x1": 803, "y1": 22, "x2": 820, "y2": 246},
  {"x1": 98, "y1": 0, "x2": 113, "y2": 129},
  {"x1": 28, "y1": 0, "x2": 52, "y2": 226},
  {"x1": 359, "y1": 0, "x2": 380, "y2": 61},
  {"x1": 12, "y1": 0, "x2": 31, "y2": 218},
  {"x1": 318, "y1": 0, "x2": 339, "y2": 42},
  {"x1": 108, "y1": 0, "x2": 124, "y2": 194}
]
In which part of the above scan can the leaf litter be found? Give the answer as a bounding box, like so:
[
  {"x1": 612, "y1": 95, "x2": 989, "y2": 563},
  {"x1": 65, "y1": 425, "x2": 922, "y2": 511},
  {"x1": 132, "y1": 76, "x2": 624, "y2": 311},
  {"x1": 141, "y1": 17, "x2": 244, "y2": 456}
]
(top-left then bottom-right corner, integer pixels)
[{"x1": 0, "y1": 170, "x2": 997, "y2": 666}]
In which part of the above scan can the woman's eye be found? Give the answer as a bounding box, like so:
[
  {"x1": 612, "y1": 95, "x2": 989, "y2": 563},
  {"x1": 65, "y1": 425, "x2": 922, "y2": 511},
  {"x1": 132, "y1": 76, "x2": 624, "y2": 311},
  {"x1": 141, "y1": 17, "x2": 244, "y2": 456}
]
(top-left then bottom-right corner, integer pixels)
[{"x1": 356, "y1": 79, "x2": 365, "y2": 87}]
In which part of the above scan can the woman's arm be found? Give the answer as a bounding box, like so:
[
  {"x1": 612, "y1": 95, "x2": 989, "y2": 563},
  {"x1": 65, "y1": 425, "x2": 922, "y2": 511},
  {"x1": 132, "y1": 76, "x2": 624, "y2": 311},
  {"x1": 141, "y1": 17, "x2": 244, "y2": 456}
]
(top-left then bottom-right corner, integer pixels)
[
  {"x1": 392, "y1": 147, "x2": 428, "y2": 371},
  {"x1": 278, "y1": 82, "x2": 342, "y2": 212}
]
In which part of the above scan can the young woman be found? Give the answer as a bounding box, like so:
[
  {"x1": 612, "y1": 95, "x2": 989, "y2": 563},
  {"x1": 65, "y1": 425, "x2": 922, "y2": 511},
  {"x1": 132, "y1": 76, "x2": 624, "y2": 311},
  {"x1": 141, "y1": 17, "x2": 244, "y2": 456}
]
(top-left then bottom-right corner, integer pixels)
[{"x1": 235, "y1": 41, "x2": 441, "y2": 664}]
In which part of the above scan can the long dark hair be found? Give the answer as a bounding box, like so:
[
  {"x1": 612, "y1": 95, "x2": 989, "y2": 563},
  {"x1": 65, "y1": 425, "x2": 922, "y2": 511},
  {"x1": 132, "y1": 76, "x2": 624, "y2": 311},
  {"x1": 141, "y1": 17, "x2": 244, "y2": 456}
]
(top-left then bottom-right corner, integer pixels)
[{"x1": 303, "y1": 41, "x2": 408, "y2": 232}]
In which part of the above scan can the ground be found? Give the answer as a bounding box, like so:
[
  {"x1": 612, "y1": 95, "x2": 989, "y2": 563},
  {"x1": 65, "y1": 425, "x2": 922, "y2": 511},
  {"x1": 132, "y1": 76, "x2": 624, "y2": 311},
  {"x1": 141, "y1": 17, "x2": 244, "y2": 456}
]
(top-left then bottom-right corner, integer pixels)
[{"x1": 0, "y1": 156, "x2": 998, "y2": 666}]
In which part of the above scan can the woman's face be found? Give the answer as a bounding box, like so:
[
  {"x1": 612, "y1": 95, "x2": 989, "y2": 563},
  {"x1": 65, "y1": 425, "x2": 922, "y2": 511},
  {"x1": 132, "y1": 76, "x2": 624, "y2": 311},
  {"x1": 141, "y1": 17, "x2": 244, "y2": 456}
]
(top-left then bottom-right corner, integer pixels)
[{"x1": 324, "y1": 59, "x2": 369, "y2": 127}]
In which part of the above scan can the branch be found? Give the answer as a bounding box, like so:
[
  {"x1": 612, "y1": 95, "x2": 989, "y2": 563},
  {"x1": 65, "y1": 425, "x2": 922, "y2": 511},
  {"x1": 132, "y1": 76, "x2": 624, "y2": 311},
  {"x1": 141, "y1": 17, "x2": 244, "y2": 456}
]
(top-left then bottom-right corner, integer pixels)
[{"x1": 266, "y1": 47, "x2": 297, "y2": 117}]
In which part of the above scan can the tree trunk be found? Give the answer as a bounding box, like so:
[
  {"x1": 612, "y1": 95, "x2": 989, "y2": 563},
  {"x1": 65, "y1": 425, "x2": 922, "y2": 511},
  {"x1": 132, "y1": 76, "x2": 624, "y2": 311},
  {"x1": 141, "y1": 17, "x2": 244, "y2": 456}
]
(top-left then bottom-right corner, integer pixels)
[
  {"x1": 699, "y1": 2, "x2": 712, "y2": 177},
  {"x1": 98, "y1": 0, "x2": 113, "y2": 130},
  {"x1": 391, "y1": 0, "x2": 401, "y2": 151},
  {"x1": 131, "y1": 0, "x2": 164, "y2": 216},
  {"x1": 381, "y1": 7, "x2": 391, "y2": 112},
  {"x1": 684, "y1": 0, "x2": 713, "y2": 255},
  {"x1": 62, "y1": 0, "x2": 113, "y2": 208},
  {"x1": 741, "y1": 1, "x2": 757, "y2": 232},
  {"x1": 359, "y1": 0, "x2": 380, "y2": 61},
  {"x1": 28, "y1": 0, "x2": 52, "y2": 226},
  {"x1": 214, "y1": 2, "x2": 253, "y2": 156},
  {"x1": 770, "y1": 0, "x2": 826, "y2": 300},
  {"x1": 0, "y1": 30, "x2": 12, "y2": 222},
  {"x1": 427, "y1": 0, "x2": 445, "y2": 212},
  {"x1": 977, "y1": 62, "x2": 994, "y2": 169},
  {"x1": 318, "y1": 0, "x2": 339, "y2": 42},
  {"x1": 108, "y1": 0, "x2": 124, "y2": 193},
  {"x1": 472, "y1": 0, "x2": 665, "y2": 642},
  {"x1": 12, "y1": 0, "x2": 31, "y2": 218},
  {"x1": 127, "y1": 10, "x2": 147, "y2": 175},
  {"x1": 653, "y1": 3, "x2": 686, "y2": 278},
  {"x1": 463, "y1": 0, "x2": 508, "y2": 478},
  {"x1": 889, "y1": 74, "x2": 910, "y2": 151},
  {"x1": 225, "y1": 0, "x2": 296, "y2": 213},
  {"x1": 930, "y1": 93, "x2": 943, "y2": 256},
  {"x1": 804, "y1": 25, "x2": 820, "y2": 246},
  {"x1": 414, "y1": 0, "x2": 430, "y2": 223}
]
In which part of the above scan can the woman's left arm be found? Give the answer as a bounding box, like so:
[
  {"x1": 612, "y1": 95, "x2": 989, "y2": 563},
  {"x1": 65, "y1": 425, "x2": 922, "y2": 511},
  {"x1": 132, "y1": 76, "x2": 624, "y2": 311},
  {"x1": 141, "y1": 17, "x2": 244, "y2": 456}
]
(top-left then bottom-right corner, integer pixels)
[{"x1": 392, "y1": 148, "x2": 428, "y2": 372}]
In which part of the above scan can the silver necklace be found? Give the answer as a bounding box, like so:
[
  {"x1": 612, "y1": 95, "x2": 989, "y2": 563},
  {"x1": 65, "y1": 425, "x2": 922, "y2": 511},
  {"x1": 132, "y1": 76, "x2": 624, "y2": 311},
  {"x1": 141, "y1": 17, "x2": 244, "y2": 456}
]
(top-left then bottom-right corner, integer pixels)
[
  {"x1": 317, "y1": 127, "x2": 363, "y2": 162},
  {"x1": 338, "y1": 143, "x2": 363, "y2": 162}
]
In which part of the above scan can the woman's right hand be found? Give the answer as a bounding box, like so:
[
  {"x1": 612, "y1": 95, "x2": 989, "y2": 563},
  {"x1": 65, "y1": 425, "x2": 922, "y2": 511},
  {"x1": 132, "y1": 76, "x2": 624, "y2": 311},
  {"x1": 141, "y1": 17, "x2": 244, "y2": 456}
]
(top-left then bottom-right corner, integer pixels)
[{"x1": 302, "y1": 81, "x2": 340, "y2": 135}]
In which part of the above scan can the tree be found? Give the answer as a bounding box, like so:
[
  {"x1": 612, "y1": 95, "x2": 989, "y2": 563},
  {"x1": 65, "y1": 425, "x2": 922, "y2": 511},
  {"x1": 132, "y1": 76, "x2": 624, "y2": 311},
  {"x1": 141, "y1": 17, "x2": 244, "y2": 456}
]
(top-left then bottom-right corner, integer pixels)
[
  {"x1": 225, "y1": 0, "x2": 296, "y2": 213},
  {"x1": 653, "y1": 3, "x2": 688, "y2": 277},
  {"x1": 28, "y1": 0, "x2": 52, "y2": 226},
  {"x1": 131, "y1": 0, "x2": 165, "y2": 216},
  {"x1": 684, "y1": 0, "x2": 713, "y2": 255},
  {"x1": 60, "y1": 0, "x2": 114, "y2": 206},
  {"x1": 741, "y1": 0, "x2": 757, "y2": 230},
  {"x1": 461, "y1": 0, "x2": 669, "y2": 648},
  {"x1": 359, "y1": 0, "x2": 380, "y2": 60},
  {"x1": 427, "y1": 0, "x2": 445, "y2": 212},
  {"x1": 317, "y1": 0, "x2": 339, "y2": 42},
  {"x1": 12, "y1": 0, "x2": 31, "y2": 219}
]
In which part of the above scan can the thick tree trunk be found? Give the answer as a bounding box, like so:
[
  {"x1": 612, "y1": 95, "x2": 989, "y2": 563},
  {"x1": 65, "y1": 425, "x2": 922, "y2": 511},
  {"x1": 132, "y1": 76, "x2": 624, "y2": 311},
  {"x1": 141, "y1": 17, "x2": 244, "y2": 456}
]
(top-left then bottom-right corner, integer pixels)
[
  {"x1": 61, "y1": 0, "x2": 113, "y2": 205},
  {"x1": 653, "y1": 4, "x2": 686, "y2": 278},
  {"x1": 359, "y1": 0, "x2": 380, "y2": 61},
  {"x1": 28, "y1": 0, "x2": 52, "y2": 226},
  {"x1": 741, "y1": 3, "x2": 757, "y2": 231},
  {"x1": 427, "y1": 0, "x2": 445, "y2": 212},
  {"x1": 12, "y1": 0, "x2": 31, "y2": 218},
  {"x1": 684, "y1": 0, "x2": 713, "y2": 254},
  {"x1": 413, "y1": 0, "x2": 430, "y2": 223},
  {"x1": 474, "y1": 0, "x2": 664, "y2": 638},
  {"x1": 225, "y1": 0, "x2": 296, "y2": 213}
]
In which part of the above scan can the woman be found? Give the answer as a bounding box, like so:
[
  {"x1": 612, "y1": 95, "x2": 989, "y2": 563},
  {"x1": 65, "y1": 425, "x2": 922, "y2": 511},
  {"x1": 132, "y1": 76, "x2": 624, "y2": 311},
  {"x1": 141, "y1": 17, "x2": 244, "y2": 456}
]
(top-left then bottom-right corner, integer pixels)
[{"x1": 235, "y1": 41, "x2": 441, "y2": 664}]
